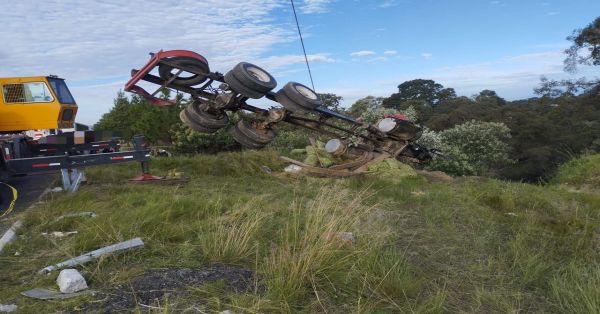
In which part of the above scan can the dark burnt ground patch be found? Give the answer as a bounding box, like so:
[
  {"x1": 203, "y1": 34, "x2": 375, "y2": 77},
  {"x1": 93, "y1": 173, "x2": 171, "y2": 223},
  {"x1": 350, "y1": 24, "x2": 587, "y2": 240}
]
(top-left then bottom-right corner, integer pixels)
[{"x1": 82, "y1": 264, "x2": 258, "y2": 312}]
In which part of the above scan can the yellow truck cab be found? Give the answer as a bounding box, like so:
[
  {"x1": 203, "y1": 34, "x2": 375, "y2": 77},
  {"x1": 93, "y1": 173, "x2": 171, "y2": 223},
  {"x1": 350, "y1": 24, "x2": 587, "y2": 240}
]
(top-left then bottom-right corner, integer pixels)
[{"x1": 0, "y1": 75, "x2": 77, "y2": 132}]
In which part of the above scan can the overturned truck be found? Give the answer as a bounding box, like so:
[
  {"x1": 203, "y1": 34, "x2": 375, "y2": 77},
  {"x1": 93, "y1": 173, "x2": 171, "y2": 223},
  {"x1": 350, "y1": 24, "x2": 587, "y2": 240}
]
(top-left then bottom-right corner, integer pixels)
[{"x1": 125, "y1": 50, "x2": 435, "y2": 176}]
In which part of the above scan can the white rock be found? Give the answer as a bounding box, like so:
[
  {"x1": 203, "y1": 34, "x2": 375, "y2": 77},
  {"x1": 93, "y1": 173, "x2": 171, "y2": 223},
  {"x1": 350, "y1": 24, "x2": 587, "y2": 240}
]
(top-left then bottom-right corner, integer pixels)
[
  {"x1": 56, "y1": 269, "x2": 88, "y2": 293},
  {"x1": 284, "y1": 164, "x2": 303, "y2": 173},
  {"x1": 0, "y1": 304, "x2": 17, "y2": 313}
]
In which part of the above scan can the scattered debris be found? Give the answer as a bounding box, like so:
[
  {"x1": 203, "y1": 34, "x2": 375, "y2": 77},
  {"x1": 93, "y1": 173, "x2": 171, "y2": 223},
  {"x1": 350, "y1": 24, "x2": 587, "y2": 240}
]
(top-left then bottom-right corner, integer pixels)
[
  {"x1": 506, "y1": 212, "x2": 518, "y2": 217},
  {"x1": 0, "y1": 220, "x2": 22, "y2": 255},
  {"x1": 0, "y1": 304, "x2": 17, "y2": 313},
  {"x1": 22, "y1": 288, "x2": 95, "y2": 300},
  {"x1": 41, "y1": 231, "x2": 78, "y2": 238},
  {"x1": 260, "y1": 166, "x2": 272, "y2": 174},
  {"x1": 166, "y1": 169, "x2": 185, "y2": 179},
  {"x1": 57, "y1": 269, "x2": 88, "y2": 293},
  {"x1": 54, "y1": 212, "x2": 97, "y2": 222},
  {"x1": 82, "y1": 265, "x2": 257, "y2": 312},
  {"x1": 367, "y1": 158, "x2": 418, "y2": 181},
  {"x1": 39, "y1": 237, "x2": 145, "y2": 274},
  {"x1": 411, "y1": 191, "x2": 426, "y2": 196},
  {"x1": 50, "y1": 187, "x2": 64, "y2": 193},
  {"x1": 323, "y1": 232, "x2": 356, "y2": 246},
  {"x1": 284, "y1": 164, "x2": 303, "y2": 173},
  {"x1": 219, "y1": 311, "x2": 234, "y2": 314}
]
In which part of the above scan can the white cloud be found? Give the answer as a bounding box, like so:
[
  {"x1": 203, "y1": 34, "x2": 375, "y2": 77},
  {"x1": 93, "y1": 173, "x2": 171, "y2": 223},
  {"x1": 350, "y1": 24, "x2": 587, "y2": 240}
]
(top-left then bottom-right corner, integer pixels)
[
  {"x1": 300, "y1": 0, "x2": 335, "y2": 14},
  {"x1": 547, "y1": 11, "x2": 559, "y2": 16},
  {"x1": 378, "y1": 0, "x2": 397, "y2": 8},
  {"x1": 0, "y1": 0, "x2": 293, "y2": 125},
  {"x1": 257, "y1": 53, "x2": 336, "y2": 70},
  {"x1": 351, "y1": 50, "x2": 376, "y2": 57},
  {"x1": 384, "y1": 50, "x2": 398, "y2": 55},
  {"x1": 421, "y1": 53, "x2": 433, "y2": 59}
]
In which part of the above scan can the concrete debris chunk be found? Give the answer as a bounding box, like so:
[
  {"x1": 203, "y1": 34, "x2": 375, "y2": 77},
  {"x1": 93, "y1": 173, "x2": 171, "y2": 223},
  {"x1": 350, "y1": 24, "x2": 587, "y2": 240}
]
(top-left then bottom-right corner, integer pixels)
[
  {"x1": 39, "y1": 237, "x2": 144, "y2": 274},
  {"x1": 50, "y1": 187, "x2": 63, "y2": 193},
  {"x1": 22, "y1": 288, "x2": 95, "y2": 300},
  {"x1": 57, "y1": 269, "x2": 88, "y2": 293},
  {"x1": 54, "y1": 212, "x2": 97, "y2": 222},
  {"x1": 0, "y1": 220, "x2": 23, "y2": 255},
  {"x1": 0, "y1": 304, "x2": 17, "y2": 313},
  {"x1": 42, "y1": 231, "x2": 78, "y2": 238},
  {"x1": 284, "y1": 164, "x2": 303, "y2": 173}
]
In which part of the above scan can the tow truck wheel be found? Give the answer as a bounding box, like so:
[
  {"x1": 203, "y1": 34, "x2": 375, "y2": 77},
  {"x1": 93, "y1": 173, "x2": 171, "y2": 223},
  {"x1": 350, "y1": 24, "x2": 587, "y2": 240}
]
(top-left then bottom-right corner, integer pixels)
[
  {"x1": 274, "y1": 90, "x2": 311, "y2": 113},
  {"x1": 186, "y1": 102, "x2": 229, "y2": 129},
  {"x1": 282, "y1": 82, "x2": 322, "y2": 108},
  {"x1": 235, "y1": 119, "x2": 275, "y2": 144},
  {"x1": 158, "y1": 56, "x2": 210, "y2": 87},
  {"x1": 179, "y1": 109, "x2": 218, "y2": 134},
  {"x1": 223, "y1": 71, "x2": 264, "y2": 99},
  {"x1": 230, "y1": 123, "x2": 269, "y2": 149},
  {"x1": 229, "y1": 62, "x2": 276, "y2": 93}
]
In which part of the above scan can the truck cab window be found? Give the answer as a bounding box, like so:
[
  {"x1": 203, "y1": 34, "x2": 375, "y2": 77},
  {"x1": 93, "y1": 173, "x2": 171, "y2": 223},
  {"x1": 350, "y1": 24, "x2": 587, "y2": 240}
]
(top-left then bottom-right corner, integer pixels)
[{"x1": 3, "y1": 82, "x2": 54, "y2": 103}]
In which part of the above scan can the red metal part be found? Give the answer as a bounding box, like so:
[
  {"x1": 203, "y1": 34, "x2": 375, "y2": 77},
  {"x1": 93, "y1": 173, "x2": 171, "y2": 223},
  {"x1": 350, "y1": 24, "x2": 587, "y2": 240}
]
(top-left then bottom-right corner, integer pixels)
[
  {"x1": 124, "y1": 50, "x2": 209, "y2": 106},
  {"x1": 129, "y1": 173, "x2": 165, "y2": 182}
]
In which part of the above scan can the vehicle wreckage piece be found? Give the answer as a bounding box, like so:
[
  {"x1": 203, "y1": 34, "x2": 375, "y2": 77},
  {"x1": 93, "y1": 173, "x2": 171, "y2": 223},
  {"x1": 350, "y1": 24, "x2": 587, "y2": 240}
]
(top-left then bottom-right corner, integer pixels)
[{"x1": 125, "y1": 50, "x2": 436, "y2": 176}]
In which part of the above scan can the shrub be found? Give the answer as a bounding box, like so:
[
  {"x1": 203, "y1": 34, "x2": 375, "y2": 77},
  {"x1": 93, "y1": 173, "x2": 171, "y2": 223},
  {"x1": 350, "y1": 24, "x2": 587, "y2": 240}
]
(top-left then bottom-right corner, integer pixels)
[{"x1": 426, "y1": 120, "x2": 512, "y2": 176}]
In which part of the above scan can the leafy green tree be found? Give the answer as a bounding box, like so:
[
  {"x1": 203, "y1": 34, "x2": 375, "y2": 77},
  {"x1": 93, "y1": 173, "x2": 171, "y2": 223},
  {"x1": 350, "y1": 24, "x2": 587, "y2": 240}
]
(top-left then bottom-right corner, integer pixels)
[
  {"x1": 383, "y1": 79, "x2": 456, "y2": 109},
  {"x1": 94, "y1": 90, "x2": 184, "y2": 143},
  {"x1": 347, "y1": 96, "x2": 384, "y2": 118},
  {"x1": 475, "y1": 90, "x2": 506, "y2": 106},
  {"x1": 318, "y1": 93, "x2": 343, "y2": 113},
  {"x1": 427, "y1": 120, "x2": 513, "y2": 176},
  {"x1": 564, "y1": 16, "x2": 600, "y2": 73}
]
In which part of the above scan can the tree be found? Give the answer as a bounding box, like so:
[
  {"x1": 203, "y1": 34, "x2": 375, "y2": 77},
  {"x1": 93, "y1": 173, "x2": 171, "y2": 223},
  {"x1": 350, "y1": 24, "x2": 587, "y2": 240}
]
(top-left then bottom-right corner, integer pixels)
[
  {"x1": 534, "y1": 76, "x2": 595, "y2": 98},
  {"x1": 346, "y1": 96, "x2": 384, "y2": 118},
  {"x1": 427, "y1": 120, "x2": 513, "y2": 176},
  {"x1": 318, "y1": 93, "x2": 343, "y2": 113},
  {"x1": 564, "y1": 16, "x2": 600, "y2": 73},
  {"x1": 94, "y1": 90, "x2": 184, "y2": 144},
  {"x1": 383, "y1": 79, "x2": 456, "y2": 109},
  {"x1": 475, "y1": 90, "x2": 506, "y2": 106}
]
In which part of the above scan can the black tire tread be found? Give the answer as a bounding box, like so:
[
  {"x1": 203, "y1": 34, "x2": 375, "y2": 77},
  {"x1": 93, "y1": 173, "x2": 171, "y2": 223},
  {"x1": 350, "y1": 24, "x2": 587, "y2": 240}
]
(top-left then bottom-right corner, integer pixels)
[
  {"x1": 185, "y1": 103, "x2": 229, "y2": 129},
  {"x1": 236, "y1": 120, "x2": 275, "y2": 144},
  {"x1": 159, "y1": 57, "x2": 210, "y2": 87},
  {"x1": 282, "y1": 82, "x2": 321, "y2": 108},
  {"x1": 231, "y1": 62, "x2": 276, "y2": 93},
  {"x1": 223, "y1": 71, "x2": 264, "y2": 99},
  {"x1": 180, "y1": 110, "x2": 218, "y2": 134}
]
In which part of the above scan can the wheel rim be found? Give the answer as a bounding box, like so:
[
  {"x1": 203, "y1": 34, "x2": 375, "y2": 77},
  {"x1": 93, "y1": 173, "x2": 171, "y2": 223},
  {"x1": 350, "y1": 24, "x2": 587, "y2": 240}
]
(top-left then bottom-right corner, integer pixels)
[
  {"x1": 247, "y1": 66, "x2": 271, "y2": 83},
  {"x1": 294, "y1": 84, "x2": 318, "y2": 100}
]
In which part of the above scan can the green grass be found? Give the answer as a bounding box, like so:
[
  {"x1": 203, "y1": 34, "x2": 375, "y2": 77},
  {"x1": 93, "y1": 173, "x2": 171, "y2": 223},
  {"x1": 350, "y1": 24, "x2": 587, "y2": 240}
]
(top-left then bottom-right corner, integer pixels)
[
  {"x1": 0, "y1": 151, "x2": 599, "y2": 313},
  {"x1": 552, "y1": 153, "x2": 600, "y2": 191}
]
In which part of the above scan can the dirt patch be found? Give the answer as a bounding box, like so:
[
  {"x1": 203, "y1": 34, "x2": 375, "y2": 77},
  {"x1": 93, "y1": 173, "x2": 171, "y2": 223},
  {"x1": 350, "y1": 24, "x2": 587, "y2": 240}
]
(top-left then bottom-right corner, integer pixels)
[{"x1": 82, "y1": 264, "x2": 257, "y2": 312}]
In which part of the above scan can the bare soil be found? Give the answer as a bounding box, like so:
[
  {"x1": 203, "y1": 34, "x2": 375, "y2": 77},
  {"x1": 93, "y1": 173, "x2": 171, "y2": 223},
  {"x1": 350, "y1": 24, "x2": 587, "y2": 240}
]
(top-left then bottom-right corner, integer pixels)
[{"x1": 81, "y1": 264, "x2": 257, "y2": 312}]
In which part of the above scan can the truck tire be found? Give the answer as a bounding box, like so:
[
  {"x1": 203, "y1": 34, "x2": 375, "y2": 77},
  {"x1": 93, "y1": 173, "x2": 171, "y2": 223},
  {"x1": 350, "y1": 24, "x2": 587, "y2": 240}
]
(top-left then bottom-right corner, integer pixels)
[
  {"x1": 179, "y1": 109, "x2": 218, "y2": 134},
  {"x1": 274, "y1": 90, "x2": 311, "y2": 113},
  {"x1": 229, "y1": 62, "x2": 276, "y2": 93},
  {"x1": 223, "y1": 71, "x2": 264, "y2": 99},
  {"x1": 159, "y1": 56, "x2": 210, "y2": 87},
  {"x1": 282, "y1": 82, "x2": 322, "y2": 108},
  {"x1": 185, "y1": 102, "x2": 229, "y2": 129},
  {"x1": 230, "y1": 123, "x2": 267, "y2": 149},
  {"x1": 235, "y1": 120, "x2": 275, "y2": 144}
]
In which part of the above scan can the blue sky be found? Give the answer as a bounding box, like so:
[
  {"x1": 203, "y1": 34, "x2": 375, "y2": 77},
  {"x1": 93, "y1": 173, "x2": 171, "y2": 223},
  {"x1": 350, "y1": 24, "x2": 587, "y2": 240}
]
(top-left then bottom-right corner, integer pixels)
[{"x1": 0, "y1": 0, "x2": 598, "y2": 125}]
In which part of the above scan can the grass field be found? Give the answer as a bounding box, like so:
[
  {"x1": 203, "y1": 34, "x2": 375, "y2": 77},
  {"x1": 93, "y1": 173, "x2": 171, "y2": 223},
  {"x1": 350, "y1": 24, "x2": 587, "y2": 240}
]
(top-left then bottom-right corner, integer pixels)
[{"x1": 0, "y1": 151, "x2": 599, "y2": 313}]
